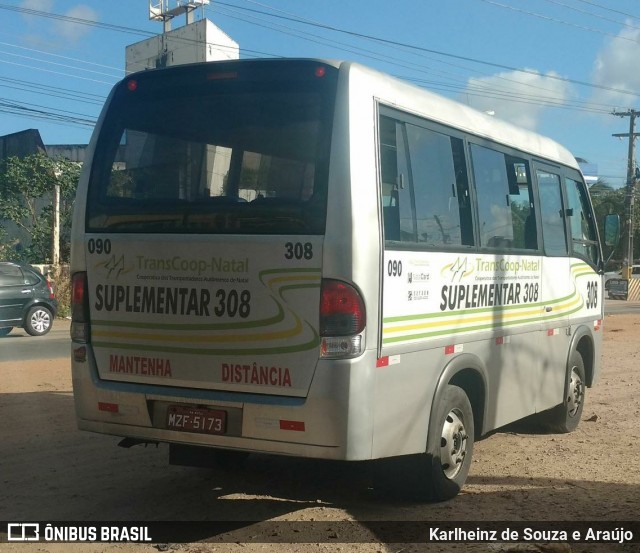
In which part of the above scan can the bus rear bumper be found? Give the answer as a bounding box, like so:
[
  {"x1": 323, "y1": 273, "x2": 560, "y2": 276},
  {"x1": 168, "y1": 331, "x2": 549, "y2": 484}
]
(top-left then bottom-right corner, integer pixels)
[{"x1": 71, "y1": 347, "x2": 379, "y2": 461}]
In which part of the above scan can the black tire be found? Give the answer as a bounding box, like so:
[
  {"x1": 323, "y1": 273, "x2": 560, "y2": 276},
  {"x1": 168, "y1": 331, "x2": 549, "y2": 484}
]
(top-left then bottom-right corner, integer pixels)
[
  {"x1": 0, "y1": 327, "x2": 12, "y2": 337},
  {"x1": 24, "y1": 306, "x2": 53, "y2": 336},
  {"x1": 424, "y1": 384, "x2": 475, "y2": 501},
  {"x1": 374, "y1": 384, "x2": 474, "y2": 502},
  {"x1": 544, "y1": 350, "x2": 586, "y2": 433}
]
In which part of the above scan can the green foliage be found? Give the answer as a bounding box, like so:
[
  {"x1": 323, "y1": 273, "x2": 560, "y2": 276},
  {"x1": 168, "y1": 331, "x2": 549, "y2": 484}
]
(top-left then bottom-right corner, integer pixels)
[
  {"x1": 0, "y1": 153, "x2": 80, "y2": 263},
  {"x1": 590, "y1": 179, "x2": 640, "y2": 265}
]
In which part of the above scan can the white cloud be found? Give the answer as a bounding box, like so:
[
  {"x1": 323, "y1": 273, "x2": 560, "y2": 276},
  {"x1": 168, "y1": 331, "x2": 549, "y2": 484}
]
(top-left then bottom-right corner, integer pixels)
[
  {"x1": 590, "y1": 22, "x2": 640, "y2": 109},
  {"x1": 19, "y1": 1, "x2": 98, "y2": 45},
  {"x1": 463, "y1": 69, "x2": 571, "y2": 131},
  {"x1": 54, "y1": 4, "x2": 99, "y2": 43},
  {"x1": 20, "y1": 0, "x2": 54, "y2": 11}
]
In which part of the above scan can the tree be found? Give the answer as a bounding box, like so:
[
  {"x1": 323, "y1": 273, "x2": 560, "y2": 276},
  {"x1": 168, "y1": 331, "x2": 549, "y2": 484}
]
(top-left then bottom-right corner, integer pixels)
[
  {"x1": 588, "y1": 178, "x2": 614, "y2": 196},
  {"x1": 590, "y1": 180, "x2": 640, "y2": 265},
  {"x1": 0, "y1": 153, "x2": 80, "y2": 263}
]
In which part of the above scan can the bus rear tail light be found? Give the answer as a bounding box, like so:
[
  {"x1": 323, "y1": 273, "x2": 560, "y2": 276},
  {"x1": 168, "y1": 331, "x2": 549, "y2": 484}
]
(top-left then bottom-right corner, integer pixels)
[
  {"x1": 319, "y1": 279, "x2": 365, "y2": 359},
  {"x1": 71, "y1": 272, "x2": 91, "y2": 343}
]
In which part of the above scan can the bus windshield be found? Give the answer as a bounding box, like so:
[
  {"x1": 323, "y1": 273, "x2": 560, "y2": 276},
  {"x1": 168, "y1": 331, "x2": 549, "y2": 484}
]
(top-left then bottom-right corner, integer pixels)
[{"x1": 86, "y1": 61, "x2": 337, "y2": 235}]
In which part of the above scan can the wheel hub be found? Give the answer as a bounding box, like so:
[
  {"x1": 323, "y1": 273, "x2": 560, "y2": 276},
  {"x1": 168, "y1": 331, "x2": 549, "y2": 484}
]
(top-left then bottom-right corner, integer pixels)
[
  {"x1": 30, "y1": 310, "x2": 51, "y2": 333},
  {"x1": 567, "y1": 367, "x2": 584, "y2": 418},
  {"x1": 440, "y1": 408, "x2": 468, "y2": 480}
]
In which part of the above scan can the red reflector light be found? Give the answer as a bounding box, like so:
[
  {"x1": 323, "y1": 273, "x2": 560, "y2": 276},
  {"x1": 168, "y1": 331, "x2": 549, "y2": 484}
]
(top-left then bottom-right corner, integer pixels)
[
  {"x1": 98, "y1": 402, "x2": 119, "y2": 413},
  {"x1": 314, "y1": 66, "x2": 326, "y2": 78},
  {"x1": 320, "y1": 279, "x2": 365, "y2": 336},
  {"x1": 126, "y1": 79, "x2": 138, "y2": 92},
  {"x1": 445, "y1": 344, "x2": 463, "y2": 355},
  {"x1": 280, "y1": 420, "x2": 305, "y2": 431}
]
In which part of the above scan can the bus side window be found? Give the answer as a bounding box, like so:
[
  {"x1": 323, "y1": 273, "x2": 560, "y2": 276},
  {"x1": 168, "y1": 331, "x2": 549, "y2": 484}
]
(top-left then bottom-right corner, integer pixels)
[
  {"x1": 565, "y1": 176, "x2": 600, "y2": 266},
  {"x1": 507, "y1": 158, "x2": 537, "y2": 250},
  {"x1": 405, "y1": 125, "x2": 473, "y2": 247},
  {"x1": 379, "y1": 116, "x2": 412, "y2": 242},
  {"x1": 379, "y1": 116, "x2": 400, "y2": 240},
  {"x1": 536, "y1": 169, "x2": 568, "y2": 256},
  {"x1": 451, "y1": 138, "x2": 475, "y2": 247},
  {"x1": 379, "y1": 113, "x2": 474, "y2": 248},
  {"x1": 470, "y1": 145, "x2": 536, "y2": 251}
]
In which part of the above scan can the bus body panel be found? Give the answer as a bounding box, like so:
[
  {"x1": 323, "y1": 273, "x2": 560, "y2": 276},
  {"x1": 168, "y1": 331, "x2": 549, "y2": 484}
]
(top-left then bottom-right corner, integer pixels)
[
  {"x1": 71, "y1": 59, "x2": 604, "y2": 473},
  {"x1": 72, "y1": 346, "x2": 379, "y2": 459},
  {"x1": 84, "y1": 233, "x2": 323, "y2": 397}
]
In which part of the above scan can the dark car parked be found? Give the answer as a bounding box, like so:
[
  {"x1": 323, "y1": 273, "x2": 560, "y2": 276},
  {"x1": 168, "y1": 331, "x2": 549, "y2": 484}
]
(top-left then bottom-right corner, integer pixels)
[{"x1": 0, "y1": 262, "x2": 58, "y2": 337}]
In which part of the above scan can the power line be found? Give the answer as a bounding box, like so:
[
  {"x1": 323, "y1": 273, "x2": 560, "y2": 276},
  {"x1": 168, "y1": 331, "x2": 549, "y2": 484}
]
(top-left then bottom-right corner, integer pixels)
[
  {"x1": 0, "y1": 59, "x2": 115, "y2": 85},
  {"x1": 0, "y1": 4, "x2": 154, "y2": 38},
  {"x1": 478, "y1": 0, "x2": 640, "y2": 42},
  {"x1": 0, "y1": 97, "x2": 96, "y2": 128},
  {"x1": 539, "y1": 0, "x2": 640, "y2": 32},
  {"x1": 0, "y1": 40, "x2": 124, "y2": 75},
  {"x1": 3, "y1": 0, "x2": 639, "y2": 104},
  {"x1": 0, "y1": 76, "x2": 106, "y2": 105},
  {"x1": 572, "y1": 0, "x2": 640, "y2": 21},
  {"x1": 0, "y1": 0, "x2": 636, "y2": 139},
  {"x1": 213, "y1": 0, "x2": 640, "y2": 99},
  {"x1": 0, "y1": 49, "x2": 122, "y2": 80}
]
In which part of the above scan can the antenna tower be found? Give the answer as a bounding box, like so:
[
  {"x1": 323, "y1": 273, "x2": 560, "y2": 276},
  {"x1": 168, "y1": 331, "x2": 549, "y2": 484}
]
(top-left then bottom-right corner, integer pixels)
[{"x1": 149, "y1": 0, "x2": 210, "y2": 32}]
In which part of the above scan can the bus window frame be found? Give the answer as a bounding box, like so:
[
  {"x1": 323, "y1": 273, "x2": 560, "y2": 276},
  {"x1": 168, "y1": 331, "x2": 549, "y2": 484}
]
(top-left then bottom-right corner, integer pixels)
[
  {"x1": 377, "y1": 104, "x2": 477, "y2": 254},
  {"x1": 466, "y1": 137, "x2": 542, "y2": 256}
]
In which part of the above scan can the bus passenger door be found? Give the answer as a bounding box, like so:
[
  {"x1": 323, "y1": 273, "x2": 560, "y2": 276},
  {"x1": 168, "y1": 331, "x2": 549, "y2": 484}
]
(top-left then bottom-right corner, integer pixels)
[{"x1": 534, "y1": 163, "x2": 572, "y2": 412}]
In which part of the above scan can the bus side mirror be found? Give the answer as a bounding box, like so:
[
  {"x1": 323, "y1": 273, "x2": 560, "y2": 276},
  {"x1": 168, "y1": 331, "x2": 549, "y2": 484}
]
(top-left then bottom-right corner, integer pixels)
[{"x1": 603, "y1": 214, "x2": 620, "y2": 248}]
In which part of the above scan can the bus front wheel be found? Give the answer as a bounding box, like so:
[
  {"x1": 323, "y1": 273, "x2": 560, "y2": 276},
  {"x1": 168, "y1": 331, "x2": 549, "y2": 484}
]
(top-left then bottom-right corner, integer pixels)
[
  {"x1": 425, "y1": 384, "x2": 475, "y2": 501},
  {"x1": 544, "y1": 350, "x2": 586, "y2": 433}
]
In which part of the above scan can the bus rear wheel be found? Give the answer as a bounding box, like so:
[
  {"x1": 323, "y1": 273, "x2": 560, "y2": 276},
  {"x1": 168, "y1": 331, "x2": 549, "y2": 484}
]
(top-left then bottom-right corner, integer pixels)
[
  {"x1": 371, "y1": 385, "x2": 474, "y2": 502},
  {"x1": 425, "y1": 384, "x2": 475, "y2": 501}
]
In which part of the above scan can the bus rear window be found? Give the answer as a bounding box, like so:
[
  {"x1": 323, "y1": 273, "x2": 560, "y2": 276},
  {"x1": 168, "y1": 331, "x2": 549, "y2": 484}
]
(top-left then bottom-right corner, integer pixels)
[{"x1": 87, "y1": 63, "x2": 336, "y2": 234}]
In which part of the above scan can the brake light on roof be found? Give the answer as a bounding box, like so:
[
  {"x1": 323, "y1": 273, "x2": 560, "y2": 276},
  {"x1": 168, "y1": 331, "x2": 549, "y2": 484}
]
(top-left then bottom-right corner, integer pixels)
[
  {"x1": 126, "y1": 79, "x2": 138, "y2": 92},
  {"x1": 207, "y1": 71, "x2": 238, "y2": 80},
  {"x1": 314, "y1": 66, "x2": 326, "y2": 78}
]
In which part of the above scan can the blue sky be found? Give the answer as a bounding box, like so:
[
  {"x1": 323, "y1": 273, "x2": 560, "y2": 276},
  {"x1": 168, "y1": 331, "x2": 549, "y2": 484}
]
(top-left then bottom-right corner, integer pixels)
[{"x1": 1, "y1": 0, "x2": 640, "y2": 187}]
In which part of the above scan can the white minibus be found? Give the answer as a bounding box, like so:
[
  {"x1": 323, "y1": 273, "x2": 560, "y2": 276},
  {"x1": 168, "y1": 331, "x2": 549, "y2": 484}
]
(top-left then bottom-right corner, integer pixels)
[{"x1": 70, "y1": 59, "x2": 615, "y2": 500}]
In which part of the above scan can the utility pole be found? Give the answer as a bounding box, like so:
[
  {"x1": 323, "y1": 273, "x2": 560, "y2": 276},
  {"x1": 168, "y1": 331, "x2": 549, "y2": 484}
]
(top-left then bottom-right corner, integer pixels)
[
  {"x1": 612, "y1": 109, "x2": 640, "y2": 280},
  {"x1": 52, "y1": 167, "x2": 61, "y2": 267},
  {"x1": 52, "y1": 181, "x2": 60, "y2": 266}
]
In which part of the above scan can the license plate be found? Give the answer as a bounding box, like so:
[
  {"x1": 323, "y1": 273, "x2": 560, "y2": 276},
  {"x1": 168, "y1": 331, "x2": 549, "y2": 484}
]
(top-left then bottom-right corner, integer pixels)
[{"x1": 166, "y1": 405, "x2": 227, "y2": 435}]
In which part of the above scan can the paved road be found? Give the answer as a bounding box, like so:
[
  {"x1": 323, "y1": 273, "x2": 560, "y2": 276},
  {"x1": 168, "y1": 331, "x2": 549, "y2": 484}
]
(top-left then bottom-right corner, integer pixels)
[
  {"x1": 604, "y1": 298, "x2": 640, "y2": 315},
  {"x1": 0, "y1": 318, "x2": 70, "y2": 362},
  {"x1": 0, "y1": 316, "x2": 637, "y2": 552}
]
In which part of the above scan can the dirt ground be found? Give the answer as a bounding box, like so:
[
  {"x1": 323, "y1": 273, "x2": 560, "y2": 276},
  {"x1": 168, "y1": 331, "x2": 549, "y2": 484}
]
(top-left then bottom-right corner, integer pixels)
[{"x1": 0, "y1": 313, "x2": 638, "y2": 553}]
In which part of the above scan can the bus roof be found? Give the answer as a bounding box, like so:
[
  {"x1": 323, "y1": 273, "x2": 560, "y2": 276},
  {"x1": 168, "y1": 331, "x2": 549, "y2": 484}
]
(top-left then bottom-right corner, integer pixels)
[{"x1": 340, "y1": 60, "x2": 580, "y2": 171}]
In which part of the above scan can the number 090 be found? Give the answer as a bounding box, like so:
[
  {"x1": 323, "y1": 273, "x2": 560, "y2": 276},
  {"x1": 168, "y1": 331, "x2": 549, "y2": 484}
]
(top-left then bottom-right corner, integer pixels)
[
  {"x1": 387, "y1": 260, "x2": 402, "y2": 277},
  {"x1": 87, "y1": 238, "x2": 111, "y2": 254}
]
